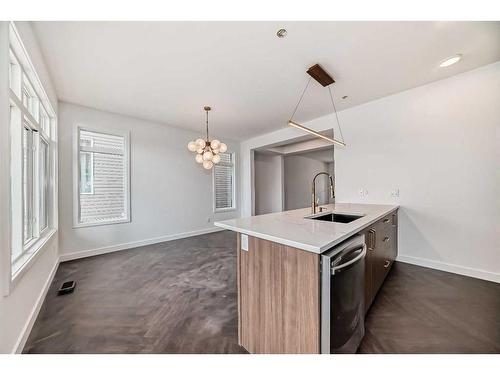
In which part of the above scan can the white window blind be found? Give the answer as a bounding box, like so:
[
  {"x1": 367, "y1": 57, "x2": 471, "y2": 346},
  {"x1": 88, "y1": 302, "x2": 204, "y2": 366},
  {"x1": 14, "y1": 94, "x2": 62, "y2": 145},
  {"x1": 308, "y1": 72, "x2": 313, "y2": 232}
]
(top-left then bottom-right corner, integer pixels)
[
  {"x1": 214, "y1": 153, "x2": 235, "y2": 211},
  {"x1": 76, "y1": 128, "x2": 130, "y2": 226}
]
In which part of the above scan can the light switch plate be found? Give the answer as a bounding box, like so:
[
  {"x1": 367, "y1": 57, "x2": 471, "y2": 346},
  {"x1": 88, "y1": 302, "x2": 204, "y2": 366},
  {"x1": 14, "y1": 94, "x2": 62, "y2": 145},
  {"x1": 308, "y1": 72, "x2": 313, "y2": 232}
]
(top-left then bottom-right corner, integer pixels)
[{"x1": 241, "y1": 234, "x2": 249, "y2": 251}]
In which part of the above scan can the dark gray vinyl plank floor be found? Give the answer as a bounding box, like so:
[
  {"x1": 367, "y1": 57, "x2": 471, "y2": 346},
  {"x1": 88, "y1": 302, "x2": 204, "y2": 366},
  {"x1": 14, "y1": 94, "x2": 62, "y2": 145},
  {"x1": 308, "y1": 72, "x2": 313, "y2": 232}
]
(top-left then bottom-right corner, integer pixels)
[
  {"x1": 24, "y1": 231, "x2": 246, "y2": 354},
  {"x1": 23, "y1": 231, "x2": 500, "y2": 354},
  {"x1": 358, "y1": 260, "x2": 500, "y2": 353}
]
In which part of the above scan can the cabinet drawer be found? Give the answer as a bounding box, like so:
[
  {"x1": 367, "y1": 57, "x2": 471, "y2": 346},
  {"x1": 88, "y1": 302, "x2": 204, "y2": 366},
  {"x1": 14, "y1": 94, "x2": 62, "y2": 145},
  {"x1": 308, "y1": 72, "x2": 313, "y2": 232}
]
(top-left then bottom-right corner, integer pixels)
[
  {"x1": 378, "y1": 225, "x2": 397, "y2": 275},
  {"x1": 363, "y1": 210, "x2": 398, "y2": 312},
  {"x1": 377, "y1": 225, "x2": 394, "y2": 253},
  {"x1": 379, "y1": 213, "x2": 395, "y2": 230}
]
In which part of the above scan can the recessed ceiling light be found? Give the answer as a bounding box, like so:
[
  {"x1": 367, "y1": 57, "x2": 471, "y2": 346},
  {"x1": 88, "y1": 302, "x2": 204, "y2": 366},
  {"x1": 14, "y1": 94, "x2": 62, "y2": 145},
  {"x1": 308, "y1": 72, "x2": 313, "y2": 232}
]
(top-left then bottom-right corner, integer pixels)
[
  {"x1": 439, "y1": 54, "x2": 462, "y2": 68},
  {"x1": 276, "y1": 29, "x2": 287, "y2": 38}
]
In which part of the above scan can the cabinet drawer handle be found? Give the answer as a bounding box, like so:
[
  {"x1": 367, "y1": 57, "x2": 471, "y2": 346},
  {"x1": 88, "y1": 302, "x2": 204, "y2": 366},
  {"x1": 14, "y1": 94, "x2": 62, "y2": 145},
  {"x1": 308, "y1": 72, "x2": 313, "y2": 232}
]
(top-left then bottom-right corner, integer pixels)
[
  {"x1": 384, "y1": 260, "x2": 391, "y2": 268},
  {"x1": 368, "y1": 229, "x2": 376, "y2": 250},
  {"x1": 383, "y1": 218, "x2": 390, "y2": 223},
  {"x1": 383, "y1": 236, "x2": 390, "y2": 242}
]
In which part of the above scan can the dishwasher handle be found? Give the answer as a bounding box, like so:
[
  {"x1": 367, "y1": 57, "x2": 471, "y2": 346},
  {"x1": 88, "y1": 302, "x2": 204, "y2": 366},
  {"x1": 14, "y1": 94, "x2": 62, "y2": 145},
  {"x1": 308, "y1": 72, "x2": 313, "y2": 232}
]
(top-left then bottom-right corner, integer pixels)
[{"x1": 331, "y1": 245, "x2": 367, "y2": 275}]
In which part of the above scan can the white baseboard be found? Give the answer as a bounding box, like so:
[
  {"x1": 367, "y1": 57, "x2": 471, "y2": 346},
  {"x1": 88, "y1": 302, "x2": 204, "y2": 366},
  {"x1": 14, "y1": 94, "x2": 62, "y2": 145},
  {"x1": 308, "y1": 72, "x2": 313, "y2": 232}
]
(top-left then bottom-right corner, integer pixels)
[
  {"x1": 59, "y1": 227, "x2": 224, "y2": 262},
  {"x1": 13, "y1": 258, "x2": 60, "y2": 354},
  {"x1": 397, "y1": 254, "x2": 500, "y2": 284}
]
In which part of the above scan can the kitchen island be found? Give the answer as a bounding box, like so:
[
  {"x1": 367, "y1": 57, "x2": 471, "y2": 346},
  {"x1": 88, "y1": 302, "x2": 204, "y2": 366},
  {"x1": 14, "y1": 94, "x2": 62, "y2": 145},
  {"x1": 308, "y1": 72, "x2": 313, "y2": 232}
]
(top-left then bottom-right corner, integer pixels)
[{"x1": 215, "y1": 203, "x2": 399, "y2": 354}]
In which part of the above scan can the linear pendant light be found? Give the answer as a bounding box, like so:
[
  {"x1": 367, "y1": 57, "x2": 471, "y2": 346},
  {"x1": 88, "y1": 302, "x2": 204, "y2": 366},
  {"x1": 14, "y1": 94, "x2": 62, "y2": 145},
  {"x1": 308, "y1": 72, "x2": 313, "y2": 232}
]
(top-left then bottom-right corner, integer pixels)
[
  {"x1": 288, "y1": 64, "x2": 346, "y2": 147},
  {"x1": 288, "y1": 120, "x2": 346, "y2": 147}
]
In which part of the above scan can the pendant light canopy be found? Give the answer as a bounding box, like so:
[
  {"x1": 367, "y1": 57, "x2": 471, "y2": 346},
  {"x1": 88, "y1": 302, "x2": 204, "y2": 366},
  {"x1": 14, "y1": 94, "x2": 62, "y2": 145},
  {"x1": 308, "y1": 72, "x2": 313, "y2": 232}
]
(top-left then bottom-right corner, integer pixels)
[
  {"x1": 288, "y1": 64, "x2": 346, "y2": 147},
  {"x1": 187, "y1": 106, "x2": 227, "y2": 170}
]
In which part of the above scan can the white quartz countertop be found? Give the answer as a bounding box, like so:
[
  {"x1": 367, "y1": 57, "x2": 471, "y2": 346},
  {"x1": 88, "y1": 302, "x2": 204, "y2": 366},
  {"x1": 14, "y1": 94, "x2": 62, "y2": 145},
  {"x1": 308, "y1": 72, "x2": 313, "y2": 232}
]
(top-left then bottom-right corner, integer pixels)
[{"x1": 214, "y1": 203, "x2": 399, "y2": 254}]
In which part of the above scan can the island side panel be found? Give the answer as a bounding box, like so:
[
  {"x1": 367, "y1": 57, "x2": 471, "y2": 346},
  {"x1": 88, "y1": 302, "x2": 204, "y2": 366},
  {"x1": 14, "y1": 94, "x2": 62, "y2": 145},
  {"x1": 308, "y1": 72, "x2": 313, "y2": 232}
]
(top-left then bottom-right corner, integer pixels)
[
  {"x1": 236, "y1": 233, "x2": 242, "y2": 346},
  {"x1": 238, "y1": 235, "x2": 321, "y2": 354}
]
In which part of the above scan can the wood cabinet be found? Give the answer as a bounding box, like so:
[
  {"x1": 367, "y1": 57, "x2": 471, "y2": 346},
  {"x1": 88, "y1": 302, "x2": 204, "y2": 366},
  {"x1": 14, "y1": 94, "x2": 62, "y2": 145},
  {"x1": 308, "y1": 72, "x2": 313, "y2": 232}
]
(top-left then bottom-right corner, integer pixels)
[
  {"x1": 238, "y1": 236, "x2": 321, "y2": 354},
  {"x1": 363, "y1": 210, "x2": 398, "y2": 311}
]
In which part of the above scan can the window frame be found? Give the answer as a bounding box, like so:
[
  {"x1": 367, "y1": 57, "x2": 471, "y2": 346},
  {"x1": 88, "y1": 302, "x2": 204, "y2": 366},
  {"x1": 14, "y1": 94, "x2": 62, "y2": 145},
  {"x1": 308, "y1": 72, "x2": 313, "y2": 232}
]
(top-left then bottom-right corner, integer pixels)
[
  {"x1": 213, "y1": 152, "x2": 237, "y2": 213},
  {"x1": 5, "y1": 22, "x2": 58, "y2": 290},
  {"x1": 73, "y1": 124, "x2": 131, "y2": 228}
]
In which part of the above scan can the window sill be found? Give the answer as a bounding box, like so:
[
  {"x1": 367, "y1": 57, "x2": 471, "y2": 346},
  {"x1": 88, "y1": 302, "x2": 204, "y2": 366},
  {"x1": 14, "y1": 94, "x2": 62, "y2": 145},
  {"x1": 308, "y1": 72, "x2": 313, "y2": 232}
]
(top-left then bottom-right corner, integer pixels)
[
  {"x1": 73, "y1": 217, "x2": 131, "y2": 229},
  {"x1": 11, "y1": 228, "x2": 57, "y2": 289},
  {"x1": 214, "y1": 207, "x2": 237, "y2": 214}
]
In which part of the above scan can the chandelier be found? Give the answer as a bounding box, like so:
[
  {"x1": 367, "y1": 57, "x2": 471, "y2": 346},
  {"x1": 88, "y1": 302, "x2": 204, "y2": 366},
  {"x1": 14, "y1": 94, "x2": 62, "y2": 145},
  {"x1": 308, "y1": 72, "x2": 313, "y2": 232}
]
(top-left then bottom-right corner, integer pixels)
[{"x1": 187, "y1": 106, "x2": 227, "y2": 170}]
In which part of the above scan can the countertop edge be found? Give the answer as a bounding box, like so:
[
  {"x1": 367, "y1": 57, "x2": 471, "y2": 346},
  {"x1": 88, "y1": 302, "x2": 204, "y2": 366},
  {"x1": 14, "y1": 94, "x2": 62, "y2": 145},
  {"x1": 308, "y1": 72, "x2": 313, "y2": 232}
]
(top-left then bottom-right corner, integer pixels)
[
  {"x1": 316, "y1": 206, "x2": 399, "y2": 251},
  {"x1": 214, "y1": 221, "x2": 322, "y2": 253},
  {"x1": 214, "y1": 205, "x2": 399, "y2": 254}
]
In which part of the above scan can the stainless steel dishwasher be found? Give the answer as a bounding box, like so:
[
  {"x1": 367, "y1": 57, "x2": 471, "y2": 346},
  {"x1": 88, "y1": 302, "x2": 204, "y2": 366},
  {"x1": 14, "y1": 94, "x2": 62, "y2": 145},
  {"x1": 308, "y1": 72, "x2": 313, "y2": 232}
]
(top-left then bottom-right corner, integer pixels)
[{"x1": 321, "y1": 234, "x2": 366, "y2": 354}]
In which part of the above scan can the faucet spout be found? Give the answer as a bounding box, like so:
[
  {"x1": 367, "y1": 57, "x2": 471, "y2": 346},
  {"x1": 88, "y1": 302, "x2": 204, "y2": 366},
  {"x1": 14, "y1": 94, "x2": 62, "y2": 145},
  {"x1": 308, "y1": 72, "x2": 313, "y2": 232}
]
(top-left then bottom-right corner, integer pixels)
[{"x1": 311, "y1": 172, "x2": 335, "y2": 214}]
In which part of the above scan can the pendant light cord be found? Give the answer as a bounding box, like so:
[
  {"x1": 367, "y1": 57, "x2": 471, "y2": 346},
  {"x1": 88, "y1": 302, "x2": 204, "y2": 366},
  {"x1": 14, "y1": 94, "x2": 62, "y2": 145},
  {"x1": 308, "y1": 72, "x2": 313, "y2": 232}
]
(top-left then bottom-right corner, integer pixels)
[
  {"x1": 289, "y1": 77, "x2": 312, "y2": 120},
  {"x1": 289, "y1": 77, "x2": 346, "y2": 146},
  {"x1": 328, "y1": 86, "x2": 345, "y2": 144}
]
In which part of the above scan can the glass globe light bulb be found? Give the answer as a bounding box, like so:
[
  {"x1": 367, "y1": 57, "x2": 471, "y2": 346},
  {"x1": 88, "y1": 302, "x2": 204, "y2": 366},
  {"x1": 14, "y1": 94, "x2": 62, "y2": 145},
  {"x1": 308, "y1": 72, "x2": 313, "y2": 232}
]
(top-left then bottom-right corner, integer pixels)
[
  {"x1": 196, "y1": 147, "x2": 204, "y2": 154},
  {"x1": 212, "y1": 154, "x2": 221, "y2": 164},
  {"x1": 196, "y1": 138, "x2": 206, "y2": 148},
  {"x1": 211, "y1": 139, "x2": 220, "y2": 149},
  {"x1": 195, "y1": 154, "x2": 203, "y2": 163},
  {"x1": 203, "y1": 160, "x2": 213, "y2": 170},
  {"x1": 188, "y1": 141, "x2": 197, "y2": 152},
  {"x1": 212, "y1": 148, "x2": 220, "y2": 154},
  {"x1": 203, "y1": 150, "x2": 213, "y2": 161},
  {"x1": 219, "y1": 143, "x2": 227, "y2": 153}
]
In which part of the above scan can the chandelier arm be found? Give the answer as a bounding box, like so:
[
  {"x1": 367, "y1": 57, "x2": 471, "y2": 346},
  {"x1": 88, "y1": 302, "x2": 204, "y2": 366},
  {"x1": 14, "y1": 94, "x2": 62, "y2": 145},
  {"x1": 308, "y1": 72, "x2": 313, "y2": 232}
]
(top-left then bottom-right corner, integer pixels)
[
  {"x1": 328, "y1": 86, "x2": 345, "y2": 144},
  {"x1": 289, "y1": 76, "x2": 312, "y2": 121}
]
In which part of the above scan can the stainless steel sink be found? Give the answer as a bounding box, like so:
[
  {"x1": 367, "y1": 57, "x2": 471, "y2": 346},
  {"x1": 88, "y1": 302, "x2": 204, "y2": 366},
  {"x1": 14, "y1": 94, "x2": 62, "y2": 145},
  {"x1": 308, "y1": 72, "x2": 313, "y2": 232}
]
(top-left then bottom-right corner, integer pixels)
[{"x1": 306, "y1": 212, "x2": 364, "y2": 224}]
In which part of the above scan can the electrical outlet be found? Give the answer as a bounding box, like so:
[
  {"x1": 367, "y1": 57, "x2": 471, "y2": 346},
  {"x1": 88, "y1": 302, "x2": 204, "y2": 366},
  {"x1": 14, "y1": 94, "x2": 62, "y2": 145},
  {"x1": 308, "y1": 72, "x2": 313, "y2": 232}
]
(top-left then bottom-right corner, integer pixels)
[
  {"x1": 358, "y1": 188, "x2": 368, "y2": 198},
  {"x1": 241, "y1": 234, "x2": 249, "y2": 251},
  {"x1": 390, "y1": 188, "x2": 400, "y2": 198},
  {"x1": 207, "y1": 217, "x2": 212, "y2": 223}
]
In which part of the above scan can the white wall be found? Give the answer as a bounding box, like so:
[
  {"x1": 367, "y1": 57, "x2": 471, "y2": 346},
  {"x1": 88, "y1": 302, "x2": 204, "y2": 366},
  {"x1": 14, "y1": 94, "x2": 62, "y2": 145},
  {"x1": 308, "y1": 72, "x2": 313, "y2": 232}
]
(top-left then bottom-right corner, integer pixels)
[
  {"x1": 58, "y1": 102, "x2": 240, "y2": 259},
  {"x1": 0, "y1": 21, "x2": 59, "y2": 353},
  {"x1": 240, "y1": 62, "x2": 500, "y2": 282},
  {"x1": 283, "y1": 155, "x2": 330, "y2": 210},
  {"x1": 254, "y1": 152, "x2": 284, "y2": 215}
]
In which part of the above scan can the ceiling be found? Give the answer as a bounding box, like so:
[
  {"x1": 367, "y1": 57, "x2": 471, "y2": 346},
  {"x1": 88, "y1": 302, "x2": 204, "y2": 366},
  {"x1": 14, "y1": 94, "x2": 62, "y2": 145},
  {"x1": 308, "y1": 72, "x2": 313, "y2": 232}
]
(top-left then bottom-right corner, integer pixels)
[
  {"x1": 297, "y1": 149, "x2": 335, "y2": 163},
  {"x1": 32, "y1": 21, "x2": 500, "y2": 140}
]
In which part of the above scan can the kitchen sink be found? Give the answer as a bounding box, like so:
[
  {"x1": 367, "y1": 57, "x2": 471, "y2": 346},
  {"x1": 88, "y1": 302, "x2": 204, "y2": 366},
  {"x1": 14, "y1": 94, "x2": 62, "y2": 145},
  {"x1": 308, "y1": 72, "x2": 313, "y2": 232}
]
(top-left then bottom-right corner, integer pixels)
[{"x1": 307, "y1": 212, "x2": 364, "y2": 224}]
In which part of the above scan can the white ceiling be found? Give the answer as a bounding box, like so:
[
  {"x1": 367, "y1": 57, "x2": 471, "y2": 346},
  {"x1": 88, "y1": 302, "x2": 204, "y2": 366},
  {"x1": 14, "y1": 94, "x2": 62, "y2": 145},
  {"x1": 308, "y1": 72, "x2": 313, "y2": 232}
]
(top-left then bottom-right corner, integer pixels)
[
  {"x1": 298, "y1": 149, "x2": 335, "y2": 164},
  {"x1": 32, "y1": 21, "x2": 500, "y2": 140}
]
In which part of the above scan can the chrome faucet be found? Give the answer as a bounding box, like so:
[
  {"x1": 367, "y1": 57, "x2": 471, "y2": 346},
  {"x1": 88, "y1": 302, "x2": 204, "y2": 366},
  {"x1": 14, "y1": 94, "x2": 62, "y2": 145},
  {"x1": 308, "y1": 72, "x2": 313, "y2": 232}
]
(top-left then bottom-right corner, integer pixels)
[{"x1": 311, "y1": 172, "x2": 335, "y2": 214}]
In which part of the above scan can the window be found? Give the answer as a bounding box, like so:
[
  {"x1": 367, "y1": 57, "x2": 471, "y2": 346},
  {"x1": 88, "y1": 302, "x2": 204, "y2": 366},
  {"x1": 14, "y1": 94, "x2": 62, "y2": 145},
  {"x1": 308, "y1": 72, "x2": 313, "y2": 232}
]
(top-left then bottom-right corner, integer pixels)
[
  {"x1": 75, "y1": 127, "x2": 130, "y2": 226},
  {"x1": 22, "y1": 125, "x2": 34, "y2": 246},
  {"x1": 22, "y1": 74, "x2": 39, "y2": 120},
  {"x1": 79, "y1": 151, "x2": 94, "y2": 194},
  {"x1": 213, "y1": 153, "x2": 236, "y2": 212},
  {"x1": 79, "y1": 137, "x2": 94, "y2": 194},
  {"x1": 39, "y1": 139, "x2": 49, "y2": 231},
  {"x1": 8, "y1": 23, "x2": 57, "y2": 277}
]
